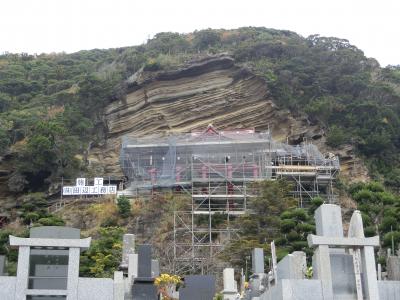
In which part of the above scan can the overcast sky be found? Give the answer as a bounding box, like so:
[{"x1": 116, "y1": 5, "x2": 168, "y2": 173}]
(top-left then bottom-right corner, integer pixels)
[{"x1": 1, "y1": 0, "x2": 399, "y2": 66}]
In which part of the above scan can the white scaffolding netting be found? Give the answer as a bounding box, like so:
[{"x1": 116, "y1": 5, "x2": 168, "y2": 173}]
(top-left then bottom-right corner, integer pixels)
[{"x1": 120, "y1": 128, "x2": 339, "y2": 189}]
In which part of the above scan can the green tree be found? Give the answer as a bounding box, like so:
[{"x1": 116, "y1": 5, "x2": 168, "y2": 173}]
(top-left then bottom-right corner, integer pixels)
[
  {"x1": 117, "y1": 196, "x2": 131, "y2": 218},
  {"x1": 326, "y1": 126, "x2": 347, "y2": 147},
  {"x1": 221, "y1": 180, "x2": 295, "y2": 268},
  {"x1": 0, "y1": 128, "x2": 10, "y2": 155},
  {"x1": 193, "y1": 29, "x2": 221, "y2": 50},
  {"x1": 80, "y1": 227, "x2": 124, "y2": 278}
]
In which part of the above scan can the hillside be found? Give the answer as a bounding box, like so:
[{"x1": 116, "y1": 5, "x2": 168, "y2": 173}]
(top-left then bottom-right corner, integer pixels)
[
  {"x1": 1, "y1": 28, "x2": 398, "y2": 199},
  {"x1": 0, "y1": 27, "x2": 399, "y2": 276}
]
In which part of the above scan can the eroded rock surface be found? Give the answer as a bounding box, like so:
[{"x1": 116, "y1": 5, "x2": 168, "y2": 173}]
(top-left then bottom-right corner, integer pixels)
[
  {"x1": 89, "y1": 55, "x2": 367, "y2": 183},
  {"x1": 0, "y1": 55, "x2": 369, "y2": 206}
]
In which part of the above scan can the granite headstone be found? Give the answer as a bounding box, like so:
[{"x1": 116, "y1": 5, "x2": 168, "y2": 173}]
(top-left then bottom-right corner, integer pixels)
[
  {"x1": 180, "y1": 275, "x2": 216, "y2": 300},
  {"x1": 252, "y1": 248, "x2": 264, "y2": 274},
  {"x1": 131, "y1": 245, "x2": 158, "y2": 300},
  {"x1": 0, "y1": 255, "x2": 5, "y2": 275}
]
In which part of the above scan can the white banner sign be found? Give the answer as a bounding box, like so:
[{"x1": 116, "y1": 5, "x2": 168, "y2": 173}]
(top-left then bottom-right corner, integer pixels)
[
  {"x1": 76, "y1": 178, "x2": 86, "y2": 186},
  {"x1": 63, "y1": 185, "x2": 117, "y2": 195},
  {"x1": 94, "y1": 177, "x2": 104, "y2": 186}
]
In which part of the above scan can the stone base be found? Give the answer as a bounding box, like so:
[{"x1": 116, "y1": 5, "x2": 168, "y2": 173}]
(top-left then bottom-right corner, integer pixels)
[
  {"x1": 132, "y1": 282, "x2": 158, "y2": 300},
  {"x1": 222, "y1": 290, "x2": 239, "y2": 300}
]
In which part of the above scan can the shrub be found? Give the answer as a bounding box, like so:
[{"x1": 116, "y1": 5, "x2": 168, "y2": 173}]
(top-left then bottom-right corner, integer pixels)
[
  {"x1": 290, "y1": 209, "x2": 308, "y2": 222},
  {"x1": 361, "y1": 212, "x2": 372, "y2": 227},
  {"x1": 291, "y1": 241, "x2": 309, "y2": 251},
  {"x1": 80, "y1": 226, "x2": 124, "y2": 278},
  {"x1": 326, "y1": 126, "x2": 347, "y2": 147},
  {"x1": 274, "y1": 237, "x2": 288, "y2": 246},
  {"x1": 383, "y1": 231, "x2": 400, "y2": 247},
  {"x1": 378, "y1": 192, "x2": 396, "y2": 205},
  {"x1": 366, "y1": 182, "x2": 385, "y2": 193},
  {"x1": 100, "y1": 217, "x2": 119, "y2": 227},
  {"x1": 287, "y1": 230, "x2": 300, "y2": 242},
  {"x1": 377, "y1": 256, "x2": 386, "y2": 267},
  {"x1": 276, "y1": 248, "x2": 289, "y2": 261},
  {"x1": 193, "y1": 29, "x2": 221, "y2": 50},
  {"x1": 117, "y1": 196, "x2": 131, "y2": 218},
  {"x1": 311, "y1": 197, "x2": 324, "y2": 208},
  {"x1": 280, "y1": 211, "x2": 292, "y2": 220},
  {"x1": 353, "y1": 189, "x2": 375, "y2": 203},
  {"x1": 280, "y1": 219, "x2": 296, "y2": 233},
  {"x1": 296, "y1": 223, "x2": 315, "y2": 233},
  {"x1": 23, "y1": 212, "x2": 40, "y2": 224},
  {"x1": 37, "y1": 216, "x2": 65, "y2": 226},
  {"x1": 379, "y1": 216, "x2": 398, "y2": 233},
  {"x1": 364, "y1": 226, "x2": 376, "y2": 237}
]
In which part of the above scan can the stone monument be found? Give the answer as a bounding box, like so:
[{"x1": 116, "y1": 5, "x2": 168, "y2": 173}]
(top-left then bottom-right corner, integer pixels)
[
  {"x1": 0, "y1": 255, "x2": 6, "y2": 275},
  {"x1": 120, "y1": 233, "x2": 135, "y2": 269},
  {"x1": 308, "y1": 205, "x2": 380, "y2": 300},
  {"x1": 179, "y1": 275, "x2": 216, "y2": 300},
  {"x1": 243, "y1": 204, "x2": 400, "y2": 300},
  {"x1": 246, "y1": 248, "x2": 267, "y2": 299},
  {"x1": 252, "y1": 248, "x2": 264, "y2": 274},
  {"x1": 222, "y1": 268, "x2": 239, "y2": 300},
  {"x1": 386, "y1": 255, "x2": 400, "y2": 281},
  {"x1": 131, "y1": 244, "x2": 158, "y2": 300},
  {"x1": 0, "y1": 226, "x2": 114, "y2": 300},
  {"x1": 276, "y1": 251, "x2": 306, "y2": 280}
]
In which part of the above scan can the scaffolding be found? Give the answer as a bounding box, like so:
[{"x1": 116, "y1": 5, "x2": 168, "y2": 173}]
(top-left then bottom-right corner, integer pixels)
[{"x1": 120, "y1": 125, "x2": 340, "y2": 275}]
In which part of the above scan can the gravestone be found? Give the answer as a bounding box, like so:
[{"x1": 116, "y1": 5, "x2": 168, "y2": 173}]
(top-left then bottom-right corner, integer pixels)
[
  {"x1": 330, "y1": 253, "x2": 357, "y2": 297},
  {"x1": 128, "y1": 253, "x2": 138, "y2": 279},
  {"x1": 222, "y1": 268, "x2": 238, "y2": 300},
  {"x1": 314, "y1": 204, "x2": 343, "y2": 238},
  {"x1": 276, "y1": 251, "x2": 306, "y2": 280},
  {"x1": 244, "y1": 248, "x2": 267, "y2": 299},
  {"x1": 121, "y1": 234, "x2": 135, "y2": 269},
  {"x1": 377, "y1": 263, "x2": 382, "y2": 281},
  {"x1": 131, "y1": 245, "x2": 158, "y2": 300},
  {"x1": 308, "y1": 204, "x2": 380, "y2": 300},
  {"x1": 387, "y1": 256, "x2": 400, "y2": 280},
  {"x1": 137, "y1": 245, "x2": 152, "y2": 279},
  {"x1": 0, "y1": 255, "x2": 5, "y2": 275},
  {"x1": 315, "y1": 204, "x2": 344, "y2": 255},
  {"x1": 151, "y1": 259, "x2": 159, "y2": 278},
  {"x1": 246, "y1": 273, "x2": 267, "y2": 300},
  {"x1": 252, "y1": 248, "x2": 264, "y2": 274},
  {"x1": 113, "y1": 271, "x2": 124, "y2": 300},
  {"x1": 270, "y1": 241, "x2": 278, "y2": 281},
  {"x1": 179, "y1": 275, "x2": 216, "y2": 300}
]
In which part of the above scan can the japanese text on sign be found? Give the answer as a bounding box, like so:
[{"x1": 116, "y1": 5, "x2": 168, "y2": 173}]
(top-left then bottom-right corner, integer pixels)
[{"x1": 63, "y1": 178, "x2": 117, "y2": 195}]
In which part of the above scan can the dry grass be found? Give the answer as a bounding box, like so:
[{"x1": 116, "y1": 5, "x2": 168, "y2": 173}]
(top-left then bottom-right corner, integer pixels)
[{"x1": 59, "y1": 197, "x2": 118, "y2": 237}]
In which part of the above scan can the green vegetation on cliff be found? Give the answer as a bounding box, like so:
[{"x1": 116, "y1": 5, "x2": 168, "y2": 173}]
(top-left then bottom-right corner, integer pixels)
[{"x1": 1, "y1": 28, "x2": 399, "y2": 194}]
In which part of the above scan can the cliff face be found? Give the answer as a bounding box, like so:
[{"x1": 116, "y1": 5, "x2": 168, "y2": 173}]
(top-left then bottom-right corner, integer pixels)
[
  {"x1": 0, "y1": 54, "x2": 369, "y2": 211},
  {"x1": 105, "y1": 56, "x2": 276, "y2": 137},
  {"x1": 88, "y1": 55, "x2": 368, "y2": 182},
  {"x1": 0, "y1": 55, "x2": 368, "y2": 206}
]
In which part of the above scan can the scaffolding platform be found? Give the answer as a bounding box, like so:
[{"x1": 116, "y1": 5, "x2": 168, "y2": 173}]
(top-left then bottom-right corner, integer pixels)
[{"x1": 119, "y1": 125, "x2": 340, "y2": 276}]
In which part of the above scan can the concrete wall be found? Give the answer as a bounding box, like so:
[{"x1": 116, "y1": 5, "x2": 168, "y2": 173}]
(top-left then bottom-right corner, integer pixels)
[
  {"x1": 78, "y1": 277, "x2": 114, "y2": 300},
  {"x1": 0, "y1": 276, "x2": 16, "y2": 300},
  {"x1": 261, "y1": 279, "x2": 323, "y2": 300},
  {"x1": 378, "y1": 281, "x2": 400, "y2": 300},
  {"x1": 260, "y1": 280, "x2": 282, "y2": 300}
]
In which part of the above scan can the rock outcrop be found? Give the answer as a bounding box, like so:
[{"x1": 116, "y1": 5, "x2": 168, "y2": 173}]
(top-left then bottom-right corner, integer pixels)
[
  {"x1": 88, "y1": 55, "x2": 366, "y2": 183},
  {"x1": 0, "y1": 55, "x2": 368, "y2": 206}
]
